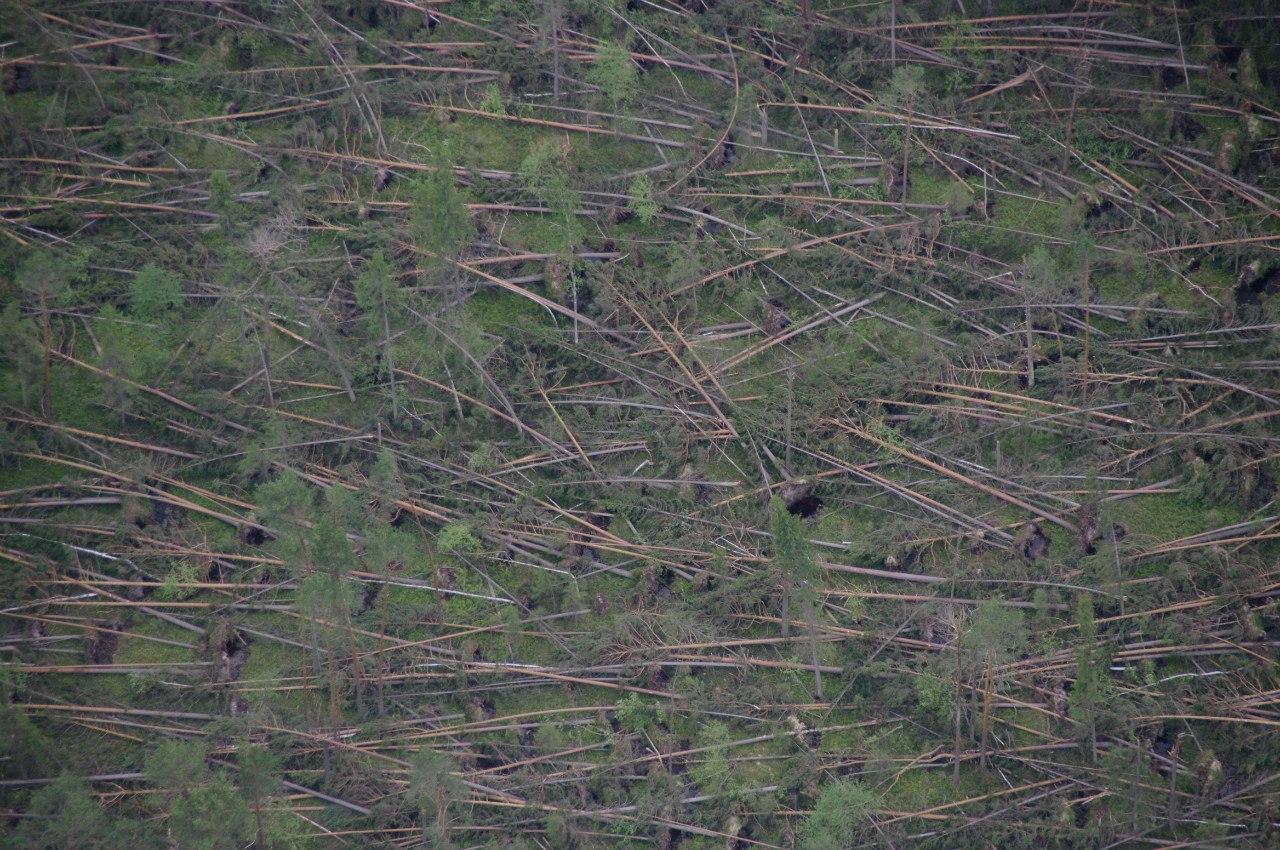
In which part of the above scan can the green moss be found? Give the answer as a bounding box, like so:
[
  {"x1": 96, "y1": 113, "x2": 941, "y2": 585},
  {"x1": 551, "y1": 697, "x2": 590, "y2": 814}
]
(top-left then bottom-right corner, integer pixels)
[
  {"x1": 906, "y1": 170, "x2": 954, "y2": 206},
  {"x1": 1110, "y1": 493, "x2": 1239, "y2": 549},
  {"x1": 449, "y1": 116, "x2": 544, "y2": 172},
  {"x1": 992, "y1": 193, "x2": 1065, "y2": 239},
  {"x1": 468, "y1": 287, "x2": 548, "y2": 333}
]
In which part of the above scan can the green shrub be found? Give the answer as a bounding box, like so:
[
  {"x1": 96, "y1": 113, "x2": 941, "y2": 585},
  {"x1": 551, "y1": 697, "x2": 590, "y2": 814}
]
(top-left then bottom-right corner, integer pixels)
[
  {"x1": 800, "y1": 779, "x2": 879, "y2": 850},
  {"x1": 588, "y1": 40, "x2": 638, "y2": 106},
  {"x1": 627, "y1": 175, "x2": 660, "y2": 225}
]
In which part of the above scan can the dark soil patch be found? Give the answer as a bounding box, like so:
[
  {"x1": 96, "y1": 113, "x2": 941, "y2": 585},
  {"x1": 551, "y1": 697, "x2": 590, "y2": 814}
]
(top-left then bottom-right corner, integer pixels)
[
  {"x1": 1016, "y1": 522, "x2": 1050, "y2": 561},
  {"x1": 241, "y1": 525, "x2": 268, "y2": 546},
  {"x1": 1236, "y1": 262, "x2": 1280, "y2": 306},
  {"x1": 84, "y1": 620, "x2": 123, "y2": 665},
  {"x1": 359, "y1": 582, "x2": 381, "y2": 614},
  {"x1": 779, "y1": 480, "x2": 821, "y2": 518},
  {"x1": 220, "y1": 630, "x2": 251, "y2": 683}
]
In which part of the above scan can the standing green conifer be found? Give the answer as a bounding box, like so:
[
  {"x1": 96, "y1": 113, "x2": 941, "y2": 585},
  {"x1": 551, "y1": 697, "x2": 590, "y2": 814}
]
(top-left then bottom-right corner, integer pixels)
[
  {"x1": 769, "y1": 497, "x2": 823, "y2": 697},
  {"x1": 237, "y1": 742, "x2": 281, "y2": 850},
  {"x1": 410, "y1": 150, "x2": 476, "y2": 275},
  {"x1": 1071, "y1": 593, "x2": 1103, "y2": 762},
  {"x1": 411, "y1": 749, "x2": 464, "y2": 849},
  {"x1": 129, "y1": 262, "x2": 183, "y2": 321}
]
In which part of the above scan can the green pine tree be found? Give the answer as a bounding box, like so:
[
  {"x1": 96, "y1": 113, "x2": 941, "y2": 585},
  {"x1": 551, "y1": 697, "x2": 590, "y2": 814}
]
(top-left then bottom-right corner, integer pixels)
[
  {"x1": 409, "y1": 151, "x2": 476, "y2": 271},
  {"x1": 254, "y1": 475, "x2": 316, "y2": 569},
  {"x1": 129, "y1": 262, "x2": 183, "y2": 322},
  {"x1": 297, "y1": 517, "x2": 359, "y2": 757},
  {"x1": 1071, "y1": 593, "x2": 1104, "y2": 762},
  {"x1": 411, "y1": 749, "x2": 464, "y2": 849},
  {"x1": 769, "y1": 496, "x2": 824, "y2": 697},
  {"x1": 14, "y1": 776, "x2": 117, "y2": 850},
  {"x1": 168, "y1": 775, "x2": 254, "y2": 850},
  {"x1": 237, "y1": 742, "x2": 282, "y2": 850},
  {"x1": 799, "y1": 779, "x2": 879, "y2": 850},
  {"x1": 588, "y1": 40, "x2": 638, "y2": 107}
]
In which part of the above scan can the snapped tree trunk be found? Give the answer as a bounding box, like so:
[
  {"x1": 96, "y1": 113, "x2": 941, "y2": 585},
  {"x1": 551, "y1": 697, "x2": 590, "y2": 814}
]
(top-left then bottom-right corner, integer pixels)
[
  {"x1": 348, "y1": 622, "x2": 364, "y2": 722},
  {"x1": 780, "y1": 572, "x2": 791, "y2": 639},
  {"x1": 381, "y1": 290, "x2": 398, "y2": 421},
  {"x1": 979, "y1": 664, "x2": 993, "y2": 769},
  {"x1": 39, "y1": 291, "x2": 51, "y2": 418},
  {"x1": 253, "y1": 795, "x2": 266, "y2": 850},
  {"x1": 1024, "y1": 302, "x2": 1035, "y2": 389},
  {"x1": 1167, "y1": 732, "x2": 1183, "y2": 834},
  {"x1": 802, "y1": 594, "x2": 823, "y2": 699}
]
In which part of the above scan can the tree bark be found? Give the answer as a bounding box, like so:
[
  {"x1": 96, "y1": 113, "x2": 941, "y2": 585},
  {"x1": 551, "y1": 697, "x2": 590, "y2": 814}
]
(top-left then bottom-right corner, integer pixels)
[{"x1": 979, "y1": 665, "x2": 993, "y2": 769}]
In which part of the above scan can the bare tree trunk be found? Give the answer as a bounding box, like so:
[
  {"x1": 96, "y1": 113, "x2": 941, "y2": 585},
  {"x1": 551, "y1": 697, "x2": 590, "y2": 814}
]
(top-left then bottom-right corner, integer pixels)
[
  {"x1": 954, "y1": 653, "x2": 964, "y2": 782},
  {"x1": 979, "y1": 665, "x2": 993, "y2": 769},
  {"x1": 1090, "y1": 715, "x2": 1097, "y2": 764},
  {"x1": 348, "y1": 623, "x2": 364, "y2": 721},
  {"x1": 901, "y1": 102, "x2": 912, "y2": 213},
  {"x1": 325, "y1": 626, "x2": 340, "y2": 783},
  {"x1": 1167, "y1": 732, "x2": 1183, "y2": 834},
  {"x1": 551, "y1": 1, "x2": 562, "y2": 105},
  {"x1": 381, "y1": 290, "x2": 398, "y2": 421},
  {"x1": 802, "y1": 595, "x2": 823, "y2": 699},
  {"x1": 253, "y1": 797, "x2": 266, "y2": 850},
  {"x1": 377, "y1": 559, "x2": 389, "y2": 716},
  {"x1": 780, "y1": 573, "x2": 791, "y2": 638},
  {"x1": 784, "y1": 364, "x2": 795, "y2": 473},
  {"x1": 799, "y1": 0, "x2": 813, "y2": 64},
  {"x1": 1061, "y1": 1, "x2": 1093, "y2": 173},
  {"x1": 259, "y1": 299, "x2": 274, "y2": 408},
  {"x1": 1081, "y1": 253, "x2": 1091, "y2": 404},
  {"x1": 890, "y1": 0, "x2": 897, "y2": 65},
  {"x1": 39, "y1": 292, "x2": 51, "y2": 418},
  {"x1": 1024, "y1": 302, "x2": 1035, "y2": 389}
]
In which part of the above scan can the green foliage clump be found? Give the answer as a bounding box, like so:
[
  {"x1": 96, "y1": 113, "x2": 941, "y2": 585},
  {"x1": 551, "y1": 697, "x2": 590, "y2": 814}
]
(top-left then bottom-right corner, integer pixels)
[
  {"x1": 437, "y1": 520, "x2": 482, "y2": 553},
  {"x1": 688, "y1": 720, "x2": 733, "y2": 795},
  {"x1": 0, "y1": 670, "x2": 49, "y2": 780},
  {"x1": 614, "y1": 692, "x2": 658, "y2": 733},
  {"x1": 914, "y1": 670, "x2": 954, "y2": 726},
  {"x1": 799, "y1": 779, "x2": 879, "y2": 850},
  {"x1": 479, "y1": 82, "x2": 505, "y2": 115},
  {"x1": 254, "y1": 475, "x2": 316, "y2": 562},
  {"x1": 169, "y1": 776, "x2": 254, "y2": 850},
  {"x1": 0, "y1": 302, "x2": 43, "y2": 409},
  {"x1": 884, "y1": 63, "x2": 925, "y2": 106},
  {"x1": 627, "y1": 175, "x2": 660, "y2": 226},
  {"x1": 409, "y1": 154, "x2": 475, "y2": 263},
  {"x1": 12, "y1": 775, "x2": 140, "y2": 850},
  {"x1": 155, "y1": 560, "x2": 200, "y2": 601},
  {"x1": 208, "y1": 170, "x2": 236, "y2": 229},
  {"x1": 236, "y1": 742, "x2": 281, "y2": 845},
  {"x1": 770, "y1": 496, "x2": 816, "y2": 581},
  {"x1": 588, "y1": 40, "x2": 638, "y2": 106},
  {"x1": 411, "y1": 749, "x2": 464, "y2": 847},
  {"x1": 128, "y1": 263, "x2": 183, "y2": 321},
  {"x1": 353, "y1": 252, "x2": 398, "y2": 318},
  {"x1": 1071, "y1": 593, "x2": 1106, "y2": 756},
  {"x1": 519, "y1": 139, "x2": 582, "y2": 251},
  {"x1": 367, "y1": 448, "x2": 407, "y2": 516},
  {"x1": 145, "y1": 739, "x2": 209, "y2": 796},
  {"x1": 959, "y1": 601, "x2": 1027, "y2": 667},
  {"x1": 466, "y1": 442, "x2": 497, "y2": 473},
  {"x1": 298, "y1": 519, "x2": 359, "y2": 616}
]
